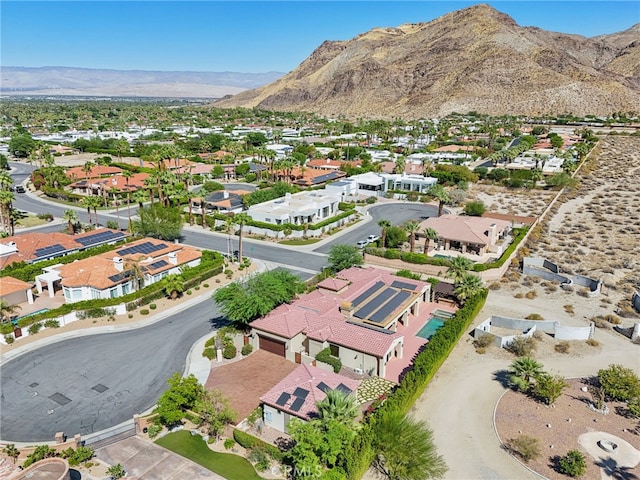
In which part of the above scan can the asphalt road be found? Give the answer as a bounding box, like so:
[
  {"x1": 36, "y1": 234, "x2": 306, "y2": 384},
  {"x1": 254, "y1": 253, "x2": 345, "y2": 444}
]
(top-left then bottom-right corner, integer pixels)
[
  {"x1": 2, "y1": 161, "x2": 439, "y2": 442},
  {"x1": 0, "y1": 299, "x2": 226, "y2": 442}
]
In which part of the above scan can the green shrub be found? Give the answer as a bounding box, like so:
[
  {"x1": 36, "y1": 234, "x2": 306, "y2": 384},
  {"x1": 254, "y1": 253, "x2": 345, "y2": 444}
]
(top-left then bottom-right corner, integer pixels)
[
  {"x1": 202, "y1": 347, "x2": 216, "y2": 360},
  {"x1": 205, "y1": 337, "x2": 217, "y2": 348},
  {"x1": 506, "y1": 336, "x2": 536, "y2": 357},
  {"x1": 223, "y1": 343, "x2": 237, "y2": 359},
  {"x1": 248, "y1": 446, "x2": 271, "y2": 471},
  {"x1": 4, "y1": 334, "x2": 14, "y2": 344},
  {"x1": 186, "y1": 289, "x2": 192, "y2": 295},
  {"x1": 203, "y1": 283, "x2": 209, "y2": 288},
  {"x1": 147, "y1": 423, "x2": 162, "y2": 438},
  {"x1": 140, "y1": 309, "x2": 150, "y2": 315},
  {"x1": 507, "y1": 435, "x2": 541, "y2": 463},
  {"x1": 44, "y1": 319, "x2": 60, "y2": 328},
  {"x1": 597, "y1": 364, "x2": 640, "y2": 402},
  {"x1": 233, "y1": 429, "x2": 284, "y2": 461},
  {"x1": 316, "y1": 347, "x2": 342, "y2": 373},
  {"x1": 28, "y1": 322, "x2": 43, "y2": 335},
  {"x1": 224, "y1": 438, "x2": 235, "y2": 450},
  {"x1": 149, "y1": 303, "x2": 157, "y2": 310},
  {"x1": 241, "y1": 344, "x2": 253, "y2": 356},
  {"x1": 395, "y1": 269, "x2": 421, "y2": 280},
  {"x1": 559, "y1": 450, "x2": 586, "y2": 477}
]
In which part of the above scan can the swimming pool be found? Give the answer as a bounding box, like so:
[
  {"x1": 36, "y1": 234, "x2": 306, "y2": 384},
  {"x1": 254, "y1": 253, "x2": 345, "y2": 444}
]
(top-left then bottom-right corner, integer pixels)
[
  {"x1": 12, "y1": 308, "x2": 50, "y2": 324},
  {"x1": 416, "y1": 317, "x2": 446, "y2": 340}
]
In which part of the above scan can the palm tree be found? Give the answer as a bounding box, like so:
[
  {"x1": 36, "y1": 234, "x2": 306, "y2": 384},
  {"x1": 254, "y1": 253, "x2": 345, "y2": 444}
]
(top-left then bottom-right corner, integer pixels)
[
  {"x1": 63, "y1": 209, "x2": 78, "y2": 234},
  {"x1": 82, "y1": 160, "x2": 94, "y2": 181},
  {"x1": 422, "y1": 227, "x2": 439, "y2": 254},
  {"x1": 509, "y1": 357, "x2": 544, "y2": 390},
  {"x1": 446, "y1": 256, "x2": 474, "y2": 284},
  {"x1": 124, "y1": 258, "x2": 145, "y2": 291},
  {"x1": 110, "y1": 187, "x2": 121, "y2": 224},
  {"x1": 81, "y1": 196, "x2": 93, "y2": 225},
  {"x1": 121, "y1": 170, "x2": 133, "y2": 227},
  {"x1": 453, "y1": 273, "x2": 484, "y2": 303},
  {"x1": 163, "y1": 274, "x2": 185, "y2": 300},
  {"x1": 132, "y1": 189, "x2": 149, "y2": 209},
  {"x1": 0, "y1": 299, "x2": 21, "y2": 324},
  {"x1": 234, "y1": 212, "x2": 251, "y2": 262},
  {"x1": 378, "y1": 219, "x2": 391, "y2": 248},
  {"x1": 0, "y1": 189, "x2": 15, "y2": 235},
  {"x1": 405, "y1": 220, "x2": 420, "y2": 253},
  {"x1": 316, "y1": 389, "x2": 359, "y2": 424},
  {"x1": 87, "y1": 195, "x2": 103, "y2": 226},
  {"x1": 373, "y1": 410, "x2": 447, "y2": 480},
  {"x1": 428, "y1": 185, "x2": 449, "y2": 217}
]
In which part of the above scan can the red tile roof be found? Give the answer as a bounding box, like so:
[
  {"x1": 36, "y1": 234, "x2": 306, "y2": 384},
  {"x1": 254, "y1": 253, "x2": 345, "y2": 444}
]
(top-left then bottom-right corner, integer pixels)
[
  {"x1": 260, "y1": 363, "x2": 360, "y2": 421},
  {"x1": 0, "y1": 276, "x2": 33, "y2": 296},
  {"x1": 67, "y1": 165, "x2": 122, "y2": 179}
]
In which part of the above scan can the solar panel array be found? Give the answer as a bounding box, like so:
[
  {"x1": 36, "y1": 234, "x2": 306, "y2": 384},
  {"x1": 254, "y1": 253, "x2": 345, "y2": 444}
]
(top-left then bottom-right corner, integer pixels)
[
  {"x1": 293, "y1": 387, "x2": 309, "y2": 399},
  {"x1": 316, "y1": 382, "x2": 330, "y2": 393},
  {"x1": 354, "y1": 287, "x2": 396, "y2": 320},
  {"x1": 34, "y1": 244, "x2": 66, "y2": 258},
  {"x1": 108, "y1": 270, "x2": 132, "y2": 283},
  {"x1": 275, "y1": 392, "x2": 291, "y2": 407},
  {"x1": 390, "y1": 280, "x2": 417, "y2": 291},
  {"x1": 290, "y1": 396, "x2": 306, "y2": 412},
  {"x1": 75, "y1": 230, "x2": 126, "y2": 246},
  {"x1": 352, "y1": 281, "x2": 385, "y2": 307},
  {"x1": 146, "y1": 259, "x2": 169, "y2": 271},
  {"x1": 335, "y1": 383, "x2": 353, "y2": 395},
  {"x1": 369, "y1": 291, "x2": 412, "y2": 324},
  {"x1": 117, "y1": 241, "x2": 167, "y2": 257}
]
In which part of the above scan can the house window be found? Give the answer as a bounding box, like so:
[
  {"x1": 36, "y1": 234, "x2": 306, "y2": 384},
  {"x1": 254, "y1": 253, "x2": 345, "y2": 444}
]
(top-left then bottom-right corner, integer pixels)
[
  {"x1": 264, "y1": 410, "x2": 272, "y2": 423},
  {"x1": 329, "y1": 344, "x2": 339, "y2": 357},
  {"x1": 90, "y1": 288, "x2": 101, "y2": 299},
  {"x1": 109, "y1": 287, "x2": 118, "y2": 298},
  {"x1": 122, "y1": 283, "x2": 131, "y2": 295},
  {"x1": 72, "y1": 289, "x2": 82, "y2": 300},
  {"x1": 64, "y1": 288, "x2": 71, "y2": 300}
]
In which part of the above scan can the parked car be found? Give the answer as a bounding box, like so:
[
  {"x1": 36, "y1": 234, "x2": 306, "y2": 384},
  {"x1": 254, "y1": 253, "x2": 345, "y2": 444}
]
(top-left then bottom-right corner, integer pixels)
[
  {"x1": 11, "y1": 185, "x2": 25, "y2": 193},
  {"x1": 356, "y1": 240, "x2": 369, "y2": 249},
  {"x1": 367, "y1": 234, "x2": 380, "y2": 243}
]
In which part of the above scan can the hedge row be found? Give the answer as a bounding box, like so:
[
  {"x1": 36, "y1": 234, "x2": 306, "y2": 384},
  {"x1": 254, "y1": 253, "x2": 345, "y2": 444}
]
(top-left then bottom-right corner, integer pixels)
[
  {"x1": 340, "y1": 290, "x2": 488, "y2": 479},
  {"x1": 206, "y1": 210, "x2": 356, "y2": 233},
  {"x1": 233, "y1": 429, "x2": 285, "y2": 461},
  {"x1": 472, "y1": 227, "x2": 529, "y2": 271},
  {"x1": 316, "y1": 347, "x2": 342, "y2": 373}
]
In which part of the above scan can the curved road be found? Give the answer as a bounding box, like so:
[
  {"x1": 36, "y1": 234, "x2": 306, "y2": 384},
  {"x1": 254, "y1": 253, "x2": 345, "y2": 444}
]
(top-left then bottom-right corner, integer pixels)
[{"x1": 2, "y1": 161, "x2": 440, "y2": 442}]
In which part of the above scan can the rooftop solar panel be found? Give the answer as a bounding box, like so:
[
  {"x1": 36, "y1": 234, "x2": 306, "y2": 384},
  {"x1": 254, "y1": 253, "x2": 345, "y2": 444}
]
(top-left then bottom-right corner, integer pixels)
[
  {"x1": 146, "y1": 259, "x2": 169, "y2": 271},
  {"x1": 335, "y1": 383, "x2": 352, "y2": 395},
  {"x1": 354, "y1": 287, "x2": 396, "y2": 320},
  {"x1": 316, "y1": 382, "x2": 330, "y2": 393},
  {"x1": 368, "y1": 290, "x2": 412, "y2": 324},
  {"x1": 275, "y1": 392, "x2": 291, "y2": 407},
  {"x1": 293, "y1": 387, "x2": 309, "y2": 399},
  {"x1": 34, "y1": 244, "x2": 66, "y2": 257},
  {"x1": 117, "y1": 241, "x2": 167, "y2": 257},
  {"x1": 108, "y1": 271, "x2": 132, "y2": 283},
  {"x1": 391, "y1": 280, "x2": 417, "y2": 291},
  {"x1": 75, "y1": 230, "x2": 126, "y2": 246},
  {"x1": 351, "y1": 281, "x2": 385, "y2": 307},
  {"x1": 289, "y1": 396, "x2": 305, "y2": 412}
]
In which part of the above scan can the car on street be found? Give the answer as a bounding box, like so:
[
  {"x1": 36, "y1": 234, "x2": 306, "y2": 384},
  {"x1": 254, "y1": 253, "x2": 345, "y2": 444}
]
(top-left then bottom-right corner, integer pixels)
[
  {"x1": 367, "y1": 234, "x2": 380, "y2": 244},
  {"x1": 356, "y1": 240, "x2": 369, "y2": 249},
  {"x1": 12, "y1": 185, "x2": 25, "y2": 193}
]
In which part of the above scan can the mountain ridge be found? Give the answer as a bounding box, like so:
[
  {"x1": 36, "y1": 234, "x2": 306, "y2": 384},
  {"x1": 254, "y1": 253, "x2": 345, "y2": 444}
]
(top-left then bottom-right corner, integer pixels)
[{"x1": 213, "y1": 4, "x2": 640, "y2": 118}]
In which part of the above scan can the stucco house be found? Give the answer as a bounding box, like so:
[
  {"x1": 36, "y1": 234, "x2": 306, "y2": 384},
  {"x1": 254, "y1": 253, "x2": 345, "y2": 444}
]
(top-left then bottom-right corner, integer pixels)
[
  {"x1": 341, "y1": 172, "x2": 438, "y2": 197},
  {"x1": 250, "y1": 267, "x2": 430, "y2": 378},
  {"x1": 260, "y1": 363, "x2": 361, "y2": 433},
  {"x1": 35, "y1": 238, "x2": 202, "y2": 303},
  {"x1": 418, "y1": 214, "x2": 512, "y2": 256},
  {"x1": 247, "y1": 190, "x2": 341, "y2": 226}
]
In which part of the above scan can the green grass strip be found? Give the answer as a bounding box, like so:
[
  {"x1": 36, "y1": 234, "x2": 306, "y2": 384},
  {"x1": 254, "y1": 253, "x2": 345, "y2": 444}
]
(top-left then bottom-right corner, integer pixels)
[{"x1": 155, "y1": 430, "x2": 263, "y2": 480}]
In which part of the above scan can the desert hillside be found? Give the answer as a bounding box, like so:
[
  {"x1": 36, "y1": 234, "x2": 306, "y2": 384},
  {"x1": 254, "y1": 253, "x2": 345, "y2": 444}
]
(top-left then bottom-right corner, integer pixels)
[{"x1": 214, "y1": 4, "x2": 640, "y2": 118}]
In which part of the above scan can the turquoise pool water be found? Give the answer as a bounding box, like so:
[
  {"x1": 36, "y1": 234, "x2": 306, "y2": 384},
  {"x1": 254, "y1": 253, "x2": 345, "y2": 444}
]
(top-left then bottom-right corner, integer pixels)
[
  {"x1": 416, "y1": 317, "x2": 446, "y2": 340},
  {"x1": 12, "y1": 308, "x2": 50, "y2": 324}
]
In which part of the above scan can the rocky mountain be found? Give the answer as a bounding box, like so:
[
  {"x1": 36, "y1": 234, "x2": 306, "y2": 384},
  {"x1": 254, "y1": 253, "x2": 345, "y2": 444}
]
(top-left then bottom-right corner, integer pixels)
[
  {"x1": 1, "y1": 66, "x2": 284, "y2": 98},
  {"x1": 213, "y1": 4, "x2": 640, "y2": 118}
]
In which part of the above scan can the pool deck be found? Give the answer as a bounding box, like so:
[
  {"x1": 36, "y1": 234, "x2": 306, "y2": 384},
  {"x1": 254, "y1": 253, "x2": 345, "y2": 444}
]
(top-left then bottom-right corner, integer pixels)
[{"x1": 384, "y1": 303, "x2": 457, "y2": 384}]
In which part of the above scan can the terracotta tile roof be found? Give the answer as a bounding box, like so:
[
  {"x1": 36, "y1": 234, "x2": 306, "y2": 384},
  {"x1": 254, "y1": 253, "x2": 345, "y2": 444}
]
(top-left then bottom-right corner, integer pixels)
[
  {"x1": 316, "y1": 277, "x2": 350, "y2": 292},
  {"x1": 67, "y1": 165, "x2": 122, "y2": 179},
  {"x1": 0, "y1": 276, "x2": 33, "y2": 296},
  {"x1": 418, "y1": 214, "x2": 511, "y2": 246},
  {"x1": 56, "y1": 237, "x2": 201, "y2": 290},
  {"x1": 260, "y1": 364, "x2": 360, "y2": 421},
  {"x1": 0, "y1": 229, "x2": 128, "y2": 269}
]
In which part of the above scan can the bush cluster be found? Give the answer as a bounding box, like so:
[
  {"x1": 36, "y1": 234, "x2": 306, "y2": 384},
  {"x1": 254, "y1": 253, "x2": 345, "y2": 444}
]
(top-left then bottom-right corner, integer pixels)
[
  {"x1": 316, "y1": 347, "x2": 342, "y2": 373},
  {"x1": 233, "y1": 429, "x2": 284, "y2": 461}
]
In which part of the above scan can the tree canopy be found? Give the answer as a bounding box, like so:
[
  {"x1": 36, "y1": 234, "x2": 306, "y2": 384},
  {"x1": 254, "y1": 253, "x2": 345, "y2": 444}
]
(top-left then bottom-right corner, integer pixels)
[
  {"x1": 212, "y1": 269, "x2": 305, "y2": 326},
  {"x1": 133, "y1": 204, "x2": 183, "y2": 241},
  {"x1": 327, "y1": 245, "x2": 364, "y2": 273}
]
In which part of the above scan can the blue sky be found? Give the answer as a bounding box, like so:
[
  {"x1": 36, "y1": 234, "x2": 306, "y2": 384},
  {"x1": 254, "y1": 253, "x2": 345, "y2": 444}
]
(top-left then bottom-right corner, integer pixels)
[{"x1": 2, "y1": 1, "x2": 638, "y2": 73}]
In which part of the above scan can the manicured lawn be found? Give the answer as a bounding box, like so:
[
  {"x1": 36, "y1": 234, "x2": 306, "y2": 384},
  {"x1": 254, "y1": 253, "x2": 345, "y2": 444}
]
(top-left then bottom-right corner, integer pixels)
[
  {"x1": 278, "y1": 238, "x2": 321, "y2": 245},
  {"x1": 156, "y1": 430, "x2": 263, "y2": 480}
]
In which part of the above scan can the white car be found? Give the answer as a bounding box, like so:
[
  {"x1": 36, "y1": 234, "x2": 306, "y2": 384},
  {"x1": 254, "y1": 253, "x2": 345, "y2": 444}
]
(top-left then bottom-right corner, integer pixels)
[
  {"x1": 367, "y1": 234, "x2": 380, "y2": 243},
  {"x1": 356, "y1": 240, "x2": 369, "y2": 249}
]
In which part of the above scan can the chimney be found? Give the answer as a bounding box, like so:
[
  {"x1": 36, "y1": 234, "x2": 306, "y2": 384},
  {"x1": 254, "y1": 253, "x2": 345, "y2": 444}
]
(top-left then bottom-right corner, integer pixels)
[
  {"x1": 113, "y1": 256, "x2": 123, "y2": 272},
  {"x1": 168, "y1": 251, "x2": 178, "y2": 265},
  {"x1": 340, "y1": 301, "x2": 353, "y2": 319},
  {"x1": 488, "y1": 224, "x2": 497, "y2": 245}
]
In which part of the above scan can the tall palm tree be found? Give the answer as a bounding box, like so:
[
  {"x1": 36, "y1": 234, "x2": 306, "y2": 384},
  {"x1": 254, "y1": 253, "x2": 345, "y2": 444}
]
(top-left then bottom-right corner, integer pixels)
[
  {"x1": 81, "y1": 197, "x2": 93, "y2": 225},
  {"x1": 110, "y1": 187, "x2": 121, "y2": 224},
  {"x1": 124, "y1": 258, "x2": 145, "y2": 292},
  {"x1": 428, "y1": 185, "x2": 449, "y2": 217},
  {"x1": 446, "y1": 256, "x2": 474, "y2": 284},
  {"x1": 163, "y1": 274, "x2": 185, "y2": 300},
  {"x1": 453, "y1": 273, "x2": 484, "y2": 303},
  {"x1": 373, "y1": 410, "x2": 447, "y2": 480},
  {"x1": 233, "y1": 212, "x2": 251, "y2": 262},
  {"x1": 121, "y1": 170, "x2": 133, "y2": 227},
  {"x1": 87, "y1": 195, "x2": 103, "y2": 226},
  {"x1": 0, "y1": 299, "x2": 21, "y2": 324},
  {"x1": 316, "y1": 389, "x2": 359, "y2": 425},
  {"x1": 422, "y1": 227, "x2": 439, "y2": 254},
  {"x1": 378, "y1": 219, "x2": 391, "y2": 248},
  {"x1": 82, "y1": 161, "x2": 94, "y2": 182},
  {"x1": 132, "y1": 189, "x2": 149, "y2": 209},
  {"x1": 405, "y1": 220, "x2": 420, "y2": 253},
  {"x1": 0, "y1": 189, "x2": 15, "y2": 235},
  {"x1": 63, "y1": 209, "x2": 78, "y2": 234}
]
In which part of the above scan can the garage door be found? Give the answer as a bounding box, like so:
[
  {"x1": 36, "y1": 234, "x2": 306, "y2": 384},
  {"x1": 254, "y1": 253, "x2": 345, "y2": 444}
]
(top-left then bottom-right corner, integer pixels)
[{"x1": 259, "y1": 336, "x2": 286, "y2": 357}]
